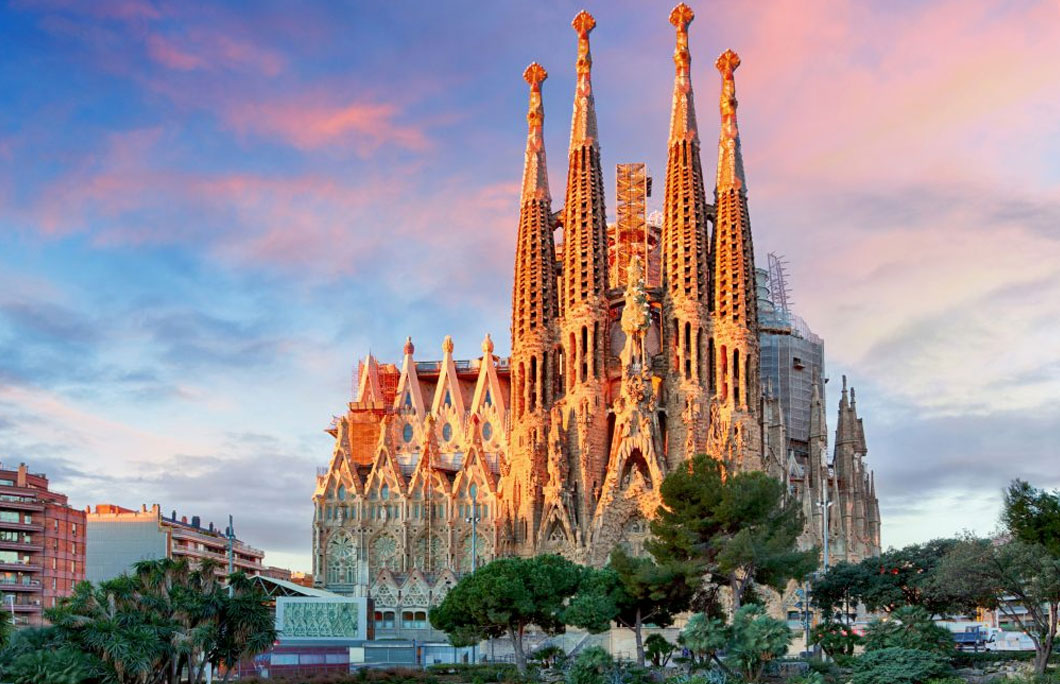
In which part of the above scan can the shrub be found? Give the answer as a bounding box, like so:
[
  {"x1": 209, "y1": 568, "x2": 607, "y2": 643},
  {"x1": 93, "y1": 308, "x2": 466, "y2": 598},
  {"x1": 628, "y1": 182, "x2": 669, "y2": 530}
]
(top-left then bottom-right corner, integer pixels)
[
  {"x1": 567, "y1": 647, "x2": 614, "y2": 684},
  {"x1": 3, "y1": 646, "x2": 96, "y2": 684},
  {"x1": 645, "y1": 633, "x2": 676, "y2": 667},
  {"x1": 852, "y1": 647, "x2": 952, "y2": 684},
  {"x1": 862, "y1": 606, "x2": 954, "y2": 657},
  {"x1": 811, "y1": 620, "x2": 862, "y2": 663}
]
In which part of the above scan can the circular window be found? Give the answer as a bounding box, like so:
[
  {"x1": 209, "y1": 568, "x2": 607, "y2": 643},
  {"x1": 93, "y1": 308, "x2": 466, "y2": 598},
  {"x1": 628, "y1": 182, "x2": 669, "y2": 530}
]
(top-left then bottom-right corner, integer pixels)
[
  {"x1": 482, "y1": 422, "x2": 493, "y2": 441},
  {"x1": 402, "y1": 423, "x2": 414, "y2": 443},
  {"x1": 442, "y1": 422, "x2": 453, "y2": 442}
]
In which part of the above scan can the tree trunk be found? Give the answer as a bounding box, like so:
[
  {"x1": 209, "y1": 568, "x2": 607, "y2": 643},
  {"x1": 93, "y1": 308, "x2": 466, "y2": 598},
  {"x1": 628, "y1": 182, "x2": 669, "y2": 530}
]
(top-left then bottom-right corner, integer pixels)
[
  {"x1": 731, "y1": 575, "x2": 742, "y2": 611},
  {"x1": 1036, "y1": 602, "x2": 1059, "y2": 675},
  {"x1": 510, "y1": 626, "x2": 527, "y2": 673},
  {"x1": 633, "y1": 609, "x2": 645, "y2": 668}
]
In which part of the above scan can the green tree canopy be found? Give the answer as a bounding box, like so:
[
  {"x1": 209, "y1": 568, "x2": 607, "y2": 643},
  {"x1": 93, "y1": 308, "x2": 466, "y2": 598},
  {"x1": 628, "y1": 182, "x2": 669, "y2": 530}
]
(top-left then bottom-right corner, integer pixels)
[
  {"x1": 938, "y1": 537, "x2": 1060, "y2": 675},
  {"x1": 861, "y1": 605, "x2": 954, "y2": 656},
  {"x1": 647, "y1": 454, "x2": 817, "y2": 609},
  {"x1": 41, "y1": 557, "x2": 275, "y2": 684},
  {"x1": 429, "y1": 554, "x2": 583, "y2": 673},
  {"x1": 565, "y1": 547, "x2": 695, "y2": 667},
  {"x1": 1004, "y1": 479, "x2": 1060, "y2": 556}
]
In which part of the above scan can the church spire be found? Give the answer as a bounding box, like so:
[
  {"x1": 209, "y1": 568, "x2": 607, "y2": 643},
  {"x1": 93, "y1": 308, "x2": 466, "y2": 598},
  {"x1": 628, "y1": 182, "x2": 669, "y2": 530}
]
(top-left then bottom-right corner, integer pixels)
[
  {"x1": 715, "y1": 49, "x2": 746, "y2": 191},
  {"x1": 521, "y1": 63, "x2": 550, "y2": 203},
  {"x1": 511, "y1": 62, "x2": 559, "y2": 420},
  {"x1": 560, "y1": 9, "x2": 609, "y2": 348},
  {"x1": 568, "y1": 10, "x2": 599, "y2": 148},
  {"x1": 661, "y1": 3, "x2": 711, "y2": 464},
  {"x1": 668, "y1": 3, "x2": 698, "y2": 144},
  {"x1": 559, "y1": 9, "x2": 610, "y2": 546}
]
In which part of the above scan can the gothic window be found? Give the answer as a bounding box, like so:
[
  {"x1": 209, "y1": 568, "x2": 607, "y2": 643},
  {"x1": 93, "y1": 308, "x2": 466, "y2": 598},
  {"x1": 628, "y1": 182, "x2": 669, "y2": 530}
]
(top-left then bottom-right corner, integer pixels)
[
  {"x1": 484, "y1": 389, "x2": 492, "y2": 407},
  {"x1": 414, "y1": 534, "x2": 445, "y2": 571},
  {"x1": 444, "y1": 390, "x2": 452, "y2": 408},
  {"x1": 402, "y1": 423, "x2": 414, "y2": 443},
  {"x1": 459, "y1": 533, "x2": 493, "y2": 572},
  {"x1": 380, "y1": 484, "x2": 389, "y2": 500},
  {"x1": 404, "y1": 392, "x2": 413, "y2": 409},
  {"x1": 337, "y1": 485, "x2": 346, "y2": 501},
  {"x1": 370, "y1": 535, "x2": 399, "y2": 575},
  {"x1": 325, "y1": 533, "x2": 357, "y2": 585}
]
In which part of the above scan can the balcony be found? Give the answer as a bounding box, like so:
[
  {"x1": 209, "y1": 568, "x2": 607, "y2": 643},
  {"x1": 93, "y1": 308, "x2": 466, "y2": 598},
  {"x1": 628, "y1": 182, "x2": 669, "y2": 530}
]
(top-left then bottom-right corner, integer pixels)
[
  {"x1": 0, "y1": 562, "x2": 41, "y2": 573},
  {"x1": 0, "y1": 579, "x2": 41, "y2": 591},
  {"x1": 0, "y1": 499, "x2": 45, "y2": 512},
  {"x1": 0, "y1": 540, "x2": 43, "y2": 553},
  {"x1": 0, "y1": 521, "x2": 44, "y2": 533}
]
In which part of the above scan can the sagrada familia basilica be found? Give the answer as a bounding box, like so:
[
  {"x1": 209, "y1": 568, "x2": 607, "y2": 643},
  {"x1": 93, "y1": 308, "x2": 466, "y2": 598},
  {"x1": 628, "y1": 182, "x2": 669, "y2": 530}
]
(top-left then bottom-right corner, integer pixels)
[{"x1": 312, "y1": 6, "x2": 880, "y2": 624}]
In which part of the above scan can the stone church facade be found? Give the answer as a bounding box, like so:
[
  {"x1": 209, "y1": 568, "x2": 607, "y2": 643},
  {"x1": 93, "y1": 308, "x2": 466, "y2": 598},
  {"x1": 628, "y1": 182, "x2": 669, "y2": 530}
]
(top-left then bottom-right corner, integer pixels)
[{"x1": 312, "y1": 6, "x2": 880, "y2": 631}]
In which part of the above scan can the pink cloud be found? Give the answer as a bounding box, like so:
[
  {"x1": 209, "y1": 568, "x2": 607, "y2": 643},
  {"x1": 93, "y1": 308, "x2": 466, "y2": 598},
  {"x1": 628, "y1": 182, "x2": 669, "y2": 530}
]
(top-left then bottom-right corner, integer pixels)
[
  {"x1": 224, "y1": 98, "x2": 430, "y2": 154},
  {"x1": 146, "y1": 34, "x2": 204, "y2": 71}
]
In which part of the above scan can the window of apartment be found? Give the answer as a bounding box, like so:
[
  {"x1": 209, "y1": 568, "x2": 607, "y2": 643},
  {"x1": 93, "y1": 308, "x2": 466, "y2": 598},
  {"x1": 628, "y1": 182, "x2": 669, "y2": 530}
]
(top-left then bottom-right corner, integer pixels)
[
  {"x1": 0, "y1": 479, "x2": 12, "y2": 486},
  {"x1": 0, "y1": 550, "x2": 17, "y2": 564},
  {"x1": 71, "y1": 523, "x2": 77, "y2": 535},
  {"x1": 374, "y1": 611, "x2": 396, "y2": 629},
  {"x1": 0, "y1": 531, "x2": 18, "y2": 542},
  {"x1": 402, "y1": 611, "x2": 427, "y2": 629},
  {"x1": 52, "y1": 578, "x2": 56, "y2": 590},
  {"x1": 0, "y1": 512, "x2": 19, "y2": 523}
]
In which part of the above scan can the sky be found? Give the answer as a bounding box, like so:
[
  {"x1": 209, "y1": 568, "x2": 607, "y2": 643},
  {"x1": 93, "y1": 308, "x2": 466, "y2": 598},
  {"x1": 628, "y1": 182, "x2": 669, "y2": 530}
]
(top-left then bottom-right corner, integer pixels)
[{"x1": 1, "y1": 0, "x2": 1059, "y2": 573}]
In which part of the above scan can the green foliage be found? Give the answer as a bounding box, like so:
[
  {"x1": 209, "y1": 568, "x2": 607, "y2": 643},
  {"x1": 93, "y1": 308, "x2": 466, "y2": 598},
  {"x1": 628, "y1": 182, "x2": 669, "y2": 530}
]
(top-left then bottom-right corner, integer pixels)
[
  {"x1": 530, "y1": 645, "x2": 566, "y2": 668},
  {"x1": 937, "y1": 536, "x2": 1060, "y2": 675},
  {"x1": 862, "y1": 605, "x2": 954, "y2": 656},
  {"x1": 787, "y1": 673, "x2": 826, "y2": 684},
  {"x1": 851, "y1": 647, "x2": 951, "y2": 684},
  {"x1": 678, "y1": 613, "x2": 728, "y2": 667},
  {"x1": 566, "y1": 647, "x2": 613, "y2": 684},
  {"x1": 810, "y1": 620, "x2": 861, "y2": 663},
  {"x1": 724, "y1": 604, "x2": 793, "y2": 682},
  {"x1": 644, "y1": 633, "x2": 675, "y2": 667},
  {"x1": 648, "y1": 454, "x2": 817, "y2": 609},
  {"x1": 425, "y1": 663, "x2": 520, "y2": 682},
  {"x1": 664, "y1": 673, "x2": 731, "y2": 684},
  {"x1": 565, "y1": 547, "x2": 694, "y2": 666},
  {"x1": 3, "y1": 646, "x2": 97, "y2": 684},
  {"x1": 430, "y1": 555, "x2": 583, "y2": 672},
  {"x1": 31, "y1": 557, "x2": 276, "y2": 684},
  {"x1": 812, "y1": 538, "x2": 974, "y2": 617},
  {"x1": 678, "y1": 606, "x2": 792, "y2": 682},
  {"x1": 859, "y1": 538, "x2": 974, "y2": 616},
  {"x1": 809, "y1": 561, "x2": 873, "y2": 618},
  {"x1": 1004, "y1": 480, "x2": 1060, "y2": 557}
]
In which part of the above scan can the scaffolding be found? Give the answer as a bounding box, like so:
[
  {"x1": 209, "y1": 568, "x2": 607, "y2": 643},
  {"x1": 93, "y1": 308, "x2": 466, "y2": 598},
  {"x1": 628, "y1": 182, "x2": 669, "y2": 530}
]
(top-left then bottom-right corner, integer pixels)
[
  {"x1": 767, "y1": 252, "x2": 793, "y2": 316},
  {"x1": 610, "y1": 163, "x2": 655, "y2": 288}
]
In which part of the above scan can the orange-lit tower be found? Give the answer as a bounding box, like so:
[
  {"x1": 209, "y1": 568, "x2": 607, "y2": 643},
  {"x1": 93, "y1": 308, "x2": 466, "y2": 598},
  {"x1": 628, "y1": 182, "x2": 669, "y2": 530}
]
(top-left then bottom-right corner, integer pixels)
[
  {"x1": 559, "y1": 11, "x2": 610, "y2": 540},
  {"x1": 507, "y1": 62, "x2": 558, "y2": 550},
  {"x1": 708, "y1": 49, "x2": 763, "y2": 470},
  {"x1": 660, "y1": 3, "x2": 712, "y2": 466}
]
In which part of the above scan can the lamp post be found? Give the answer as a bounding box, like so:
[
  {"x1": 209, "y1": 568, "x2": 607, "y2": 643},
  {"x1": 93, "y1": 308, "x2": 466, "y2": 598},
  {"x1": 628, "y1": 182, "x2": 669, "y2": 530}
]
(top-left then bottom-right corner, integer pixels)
[{"x1": 465, "y1": 485, "x2": 481, "y2": 663}]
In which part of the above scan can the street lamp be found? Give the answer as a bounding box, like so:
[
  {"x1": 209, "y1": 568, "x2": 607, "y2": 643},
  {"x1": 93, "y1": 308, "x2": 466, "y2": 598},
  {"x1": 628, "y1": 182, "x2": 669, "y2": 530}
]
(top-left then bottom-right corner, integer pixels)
[{"x1": 465, "y1": 484, "x2": 482, "y2": 663}]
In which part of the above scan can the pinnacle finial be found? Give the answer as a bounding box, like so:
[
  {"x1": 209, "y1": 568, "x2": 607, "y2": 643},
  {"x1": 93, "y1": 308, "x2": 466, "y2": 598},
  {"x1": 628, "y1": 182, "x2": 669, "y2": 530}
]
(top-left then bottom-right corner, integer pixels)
[
  {"x1": 715, "y1": 49, "x2": 746, "y2": 189},
  {"x1": 403, "y1": 336, "x2": 415, "y2": 356},
  {"x1": 670, "y1": 4, "x2": 694, "y2": 73},
  {"x1": 716, "y1": 49, "x2": 740, "y2": 77},
  {"x1": 572, "y1": 10, "x2": 595, "y2": 38},
  {"x1": 568, "y1": 10, "x2": 599, "y2": 146},
  {"x1": 482, "y1": 333, "x2": 494, "y2": 355},
  {"x1": 521, "y1": 62, "x2": 551, "y2": 202},
  {"x1": 442, "y1": 335, "x2": 454, "y2": 354},
  {"x1": 524, "y1": 62, "x2": 547, "y2": 90}
]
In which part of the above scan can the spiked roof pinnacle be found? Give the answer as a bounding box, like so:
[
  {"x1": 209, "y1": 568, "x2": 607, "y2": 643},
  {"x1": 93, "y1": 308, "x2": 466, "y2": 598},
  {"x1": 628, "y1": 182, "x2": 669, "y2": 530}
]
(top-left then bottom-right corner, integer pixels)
[
  {"x1": 572, "y1": 10, "x2": 595, "y2": 37},
  {"x1": 523, "y1": 62, "x2": 547, "y2": 89}
]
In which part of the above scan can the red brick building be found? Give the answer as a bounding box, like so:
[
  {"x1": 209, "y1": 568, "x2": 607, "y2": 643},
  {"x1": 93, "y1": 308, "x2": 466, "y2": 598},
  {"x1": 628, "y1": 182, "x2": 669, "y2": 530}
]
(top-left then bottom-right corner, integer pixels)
[{"x1": 0, "y1": 463, "x2": 85, "y2": 626}]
